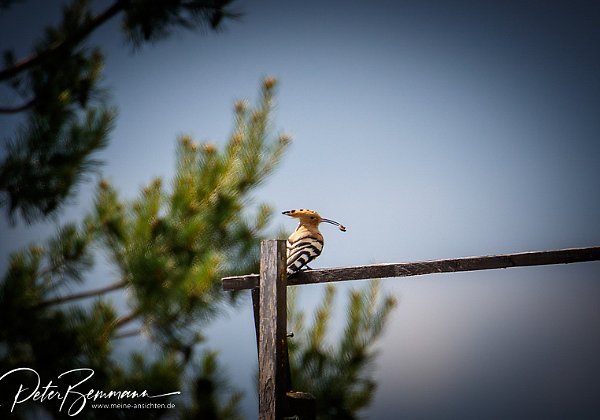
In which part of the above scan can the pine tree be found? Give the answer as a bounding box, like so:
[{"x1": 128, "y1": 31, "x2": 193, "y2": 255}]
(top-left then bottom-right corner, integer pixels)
[
  {"x1": 0, "y1": 0, "x2": 238, "y2": 223},
  {"x1": 287, "y1": 281, "x2": 397, "y2": 419},
  {"x1": 0, "y1": 78, "x2": 288, "y2": 419}
]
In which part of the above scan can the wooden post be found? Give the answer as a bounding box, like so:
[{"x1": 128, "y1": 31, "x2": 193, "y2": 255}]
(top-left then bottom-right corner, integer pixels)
[
  {"x1": 253, "y1": 287, "x2": 292, "y2": 390},
  {"x1": 258, "y1": 240, "x2": 288, "y2": 420}
]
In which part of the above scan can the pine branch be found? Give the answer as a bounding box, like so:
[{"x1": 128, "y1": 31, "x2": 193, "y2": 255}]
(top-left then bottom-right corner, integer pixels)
[
  {"x1": 37, "y1": 278, "x2": 127, "y2": 307},
  {"x1": 114, "y1": 328, "x2": 142, "y2": 339},
  {"x1": 0, "y1": 0, "x2": 126, "y2": 81},
  {"x1": 114, "y1": 311, "x2": 140, "y2": 329}
]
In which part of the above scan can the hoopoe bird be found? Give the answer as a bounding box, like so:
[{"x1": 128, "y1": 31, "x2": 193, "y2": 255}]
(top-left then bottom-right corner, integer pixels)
[{"x1": 283, "y1": 209, "x2": 346, "y2": 276}]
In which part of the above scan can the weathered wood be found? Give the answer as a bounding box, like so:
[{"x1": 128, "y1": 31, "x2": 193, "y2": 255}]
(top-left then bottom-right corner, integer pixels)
[
  {"x1": 222, "y1": 246, "x2": 600, "y2": 291},
  {"x1": 252, "y1": 286, "x2": 292, "y2": 392},
  {"x1": 257, "y1": 240, "x2": 288, "y2": 420},
  {"x1": 223, "y1": 273, "x2": 260, "y2": 290},
  {"x1": 286, "y1": 391, "x2": 316, "y2": 419}
]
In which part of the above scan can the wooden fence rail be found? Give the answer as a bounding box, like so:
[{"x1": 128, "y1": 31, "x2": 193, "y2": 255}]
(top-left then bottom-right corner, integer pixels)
[{"x1": 222, "y1": 246, "x2": 600, "y2": 291}]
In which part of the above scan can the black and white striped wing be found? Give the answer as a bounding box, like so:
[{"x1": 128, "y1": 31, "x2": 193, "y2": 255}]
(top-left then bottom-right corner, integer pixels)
[{"x1": 286, "y1": 236, "x2": 323, "y2": 275}]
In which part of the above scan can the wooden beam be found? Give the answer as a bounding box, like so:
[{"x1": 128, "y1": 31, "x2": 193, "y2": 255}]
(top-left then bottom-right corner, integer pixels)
[
  {"x1": 222, "y1": 246, "x2": 600, "y2": 291},
  {"x1": 257, "y1": 240, "x2": 288, "y2": 420}
]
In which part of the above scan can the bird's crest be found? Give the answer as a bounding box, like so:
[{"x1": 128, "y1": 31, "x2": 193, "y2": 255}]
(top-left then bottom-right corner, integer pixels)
[{"x1": 282, "y1": 209, "x2": 346, "y2": 231}]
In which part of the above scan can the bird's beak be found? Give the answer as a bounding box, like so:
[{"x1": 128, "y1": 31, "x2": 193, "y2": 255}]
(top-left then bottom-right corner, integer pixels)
[{"x1": 321, "y1": 218, "x2": 347, "y2": 232}]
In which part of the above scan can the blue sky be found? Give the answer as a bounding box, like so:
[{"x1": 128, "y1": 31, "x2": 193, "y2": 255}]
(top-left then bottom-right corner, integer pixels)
[{"x1": 1, "y1": 0, "x2": 600, "y2": 418}]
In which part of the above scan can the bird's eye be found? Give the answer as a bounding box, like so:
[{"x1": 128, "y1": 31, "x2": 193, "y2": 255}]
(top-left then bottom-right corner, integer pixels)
[{"x1": 310, "y1": 216, "x2": 315, "y2": 220}]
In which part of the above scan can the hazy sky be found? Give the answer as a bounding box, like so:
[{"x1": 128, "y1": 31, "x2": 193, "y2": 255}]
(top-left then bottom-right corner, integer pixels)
[{"x1": 1, "y1": 0, "x2": 600, "y2": 418}]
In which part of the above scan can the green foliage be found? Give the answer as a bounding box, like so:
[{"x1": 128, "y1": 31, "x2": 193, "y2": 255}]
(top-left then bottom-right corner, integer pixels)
[
  {"x1": 0, "y1": 79, "x2": 288, "y2": 419},
  {"x1": 93, "y1": 79, "x2": 288, "y2": 352},
  {"x1": 0, "y1": 223, "x2": 115, "y2": 417},
  {"x1": 0, "y1": 0, "x2": 238, "y2": 223},
  {"x1": 123, "y1": 0, "x2": 240, "y2": 46},
  {"x1": 288, "y1": 281, "x2": 397, "y2": 419},
  {"x1": 0, "y1": 107, "x2": 115, "y2": 223}
]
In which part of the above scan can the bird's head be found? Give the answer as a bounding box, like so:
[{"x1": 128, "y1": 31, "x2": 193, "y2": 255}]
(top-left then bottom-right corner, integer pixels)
[{"x1": 282, "y1": 209, "x2": 347, "y2": 231}]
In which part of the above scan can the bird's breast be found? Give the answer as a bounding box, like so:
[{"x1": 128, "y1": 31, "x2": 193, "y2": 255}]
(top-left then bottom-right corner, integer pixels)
[{"x1": 288, "y1": 225, "x2": 323, "y2": 244}]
